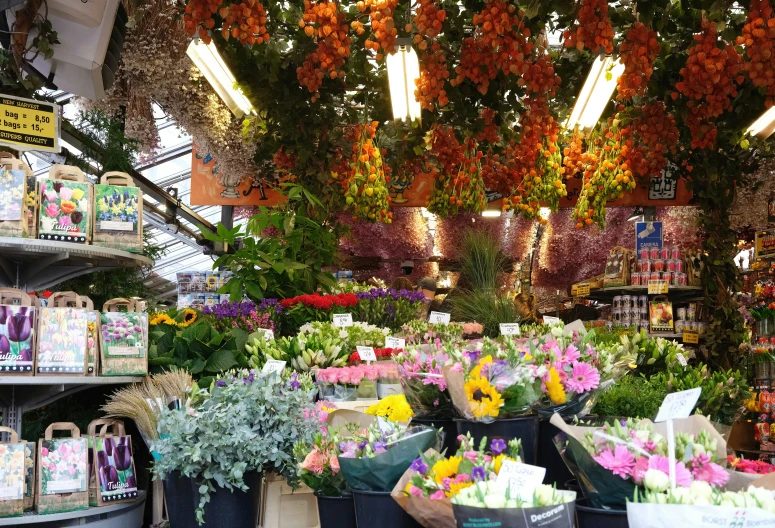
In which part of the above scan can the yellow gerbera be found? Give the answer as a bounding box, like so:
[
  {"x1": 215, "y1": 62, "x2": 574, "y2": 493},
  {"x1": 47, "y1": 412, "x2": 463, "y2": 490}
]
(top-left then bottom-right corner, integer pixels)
[
  {"x1": 464, "y1": 376, "x2": 504, "y2": 418},
  {"x1": 432, "y1": 456, "x2": 462, "y2": 484},
  {"x1": 177, "y1": 309, "x2": 198, "y2": 328},
  {"x1": 469, "y1": 355, "x2": 493, "y2": 379},
  {"x1": 447, "y1": 480, "x2": 474, "y2": 497},
  {"x1": 546, "y1": 366, "x2": 567, "y2": 405}
]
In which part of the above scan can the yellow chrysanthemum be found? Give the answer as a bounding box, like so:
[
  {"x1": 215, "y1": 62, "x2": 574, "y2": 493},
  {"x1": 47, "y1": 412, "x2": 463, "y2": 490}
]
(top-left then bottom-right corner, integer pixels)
[
  {"x1": 432, "y1": 456, "x2": 462, "y2": 484},
  {"x1": 447, "y1": 480, "x2": 474, "y2": 497},
  {"x1": 464, "y1": 376, "x2": 504, "y2": 418},
  {"x1": 469, "y1": 355, "x2": 493, "y2": 379},
  {"x1": 546, "y1": 366, "x2": 567, "y2": 405},
  {"x1": 177, "y1": 309, "x2": 198, "y2": 328}
]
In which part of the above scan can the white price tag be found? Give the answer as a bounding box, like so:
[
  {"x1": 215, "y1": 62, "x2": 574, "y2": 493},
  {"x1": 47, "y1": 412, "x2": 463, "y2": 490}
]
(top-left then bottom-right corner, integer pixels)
[
  {"x1": 259, "y1": 328, "x2": 274, "y2": 341},
  {"x1": 262, "y1": 359, "x2": 286, "y2": 375},
  {"x1": 385, "y1": 336, "x2": 405, "y2": 349},
  {"x1": 543, "y1": 316, "x2": 562, "y2": 325},
  {"x1": 496, "y1": 461, "x2": 546, "y2": 500},
  {"x1": 428, "y1": 311, "x2": 451, "y2": 325},
  {"x1": 356, "y1": 346, "x2": 377, "y2": 362},
  {"x1": 654, "y1": 387, "x2": 702, "y2": 422},
  {"x1": 500, "y1": 323, "x2": 521, "y2": 336},
  {"x1": 332, "y1": 313, "x2": 353, "y2": 327}
]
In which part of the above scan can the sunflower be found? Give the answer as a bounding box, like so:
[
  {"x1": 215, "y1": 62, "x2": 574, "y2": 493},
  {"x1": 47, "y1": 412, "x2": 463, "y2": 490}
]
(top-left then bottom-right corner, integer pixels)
[
  {"x1": 432, "y1": 456, "x2": 462, "y2": 484},
  {"x1": 464, "y1": 377, "x2": 504, "y2": 418},
  {"x1": 447, "y1": 480, "x2": 474, "y2": 497},
  {"x1": 177, "y1": 309, "x2": 198, "y2": 328},
  {"x1": 469, "y1": 355, "x2": 493, "y2": 379},
  {"x1": 150, "y1": 313, "x2": 176, "y2": 326}
]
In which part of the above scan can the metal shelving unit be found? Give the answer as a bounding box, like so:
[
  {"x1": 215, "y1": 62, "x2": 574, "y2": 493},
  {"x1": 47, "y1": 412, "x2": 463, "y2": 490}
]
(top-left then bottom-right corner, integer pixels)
[{"x1": 0, "y1": 491, "x2": 145, "y2": 526}]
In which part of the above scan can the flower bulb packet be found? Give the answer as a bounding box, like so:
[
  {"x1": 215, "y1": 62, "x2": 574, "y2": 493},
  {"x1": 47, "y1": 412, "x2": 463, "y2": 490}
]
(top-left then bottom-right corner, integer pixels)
[
  {"x1": 0, "y1": 304, "x2": 34, "y2": 374},
  {"x1": 37, "y1": 177, "x2": 91, "y2": 244}
]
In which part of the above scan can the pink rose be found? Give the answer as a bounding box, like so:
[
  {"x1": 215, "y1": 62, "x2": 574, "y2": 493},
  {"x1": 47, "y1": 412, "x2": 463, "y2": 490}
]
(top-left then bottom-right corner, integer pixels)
[
  {"x1": 463, "y1": 451, "x2": 479, "y2": 462},
  {"x1": 408, "y1": 485, "x2": 423, "y2": 497},
  {"x1": 429, "y1": 490, "x2": 446, "y2": 500}
]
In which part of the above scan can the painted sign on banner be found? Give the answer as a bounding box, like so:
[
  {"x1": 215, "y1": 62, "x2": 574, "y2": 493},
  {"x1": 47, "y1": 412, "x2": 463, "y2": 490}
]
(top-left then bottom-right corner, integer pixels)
[
  {"x1": 0, "y1": 94, "x2": 60, "y2": 152},
  {"x1": 636, "y1": 221, "x2": 663, "y2": 253}
]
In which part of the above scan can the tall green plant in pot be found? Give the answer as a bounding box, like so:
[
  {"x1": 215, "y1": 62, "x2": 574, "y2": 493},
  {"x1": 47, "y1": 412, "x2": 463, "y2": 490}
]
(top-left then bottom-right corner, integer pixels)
[{"x1": 152, "y1": 369, "x2": 318, "y2": 526}]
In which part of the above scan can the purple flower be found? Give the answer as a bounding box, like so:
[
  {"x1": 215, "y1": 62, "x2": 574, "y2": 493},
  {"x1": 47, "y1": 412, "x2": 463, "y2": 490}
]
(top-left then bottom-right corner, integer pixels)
[
  {"x1": 410, "y1": 457, "x2": 428, "y2": 474},
  {"x1": 215, "y1": 380, "x2": 227, "y2": 387},
  {"x1": 290, "y1": 372, "x2": 300, "y2": 390},
  {"x1": 463, "y1": 350, "x2": 482, "y2": 364},
  {"x1": 96, "y1": 450, "x2": 109, "y2": 470},
  {"x1": 103, "y1": 438, "x2": 116, "y2": 457},
  {"x1": 99, "y1": 465, "x2": 119, "y2": 490},
  {"x1": 472, "y1": 466, "x2": 486, "y2": 481},
  {"x1": 125, "y1": 475, "x2": 136, "y2": 490},
  {"x1": 0, "y1": 336, "x2": 8, "y2": 355},
  {"x1": 490, "y1": 439, "x2": 507, "y2": 455},
  {"x1": 7, "y1": 313, "x2": 31, "y2": 343},
  {"x1": 19, "y1": 348, "x2": 31, "y2": 362},
  {"x1": 115, "y1": 444, "x2": 132, "y2": 471}
]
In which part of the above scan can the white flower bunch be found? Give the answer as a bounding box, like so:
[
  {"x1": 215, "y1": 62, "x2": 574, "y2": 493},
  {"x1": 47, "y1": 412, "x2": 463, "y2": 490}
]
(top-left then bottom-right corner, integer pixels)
[
  {"x1": 451, "y1": 481, "x2": 576, "y2": 509},
  {"x1": 638, "y1": 482, "x2": 775, "y2": 512}
]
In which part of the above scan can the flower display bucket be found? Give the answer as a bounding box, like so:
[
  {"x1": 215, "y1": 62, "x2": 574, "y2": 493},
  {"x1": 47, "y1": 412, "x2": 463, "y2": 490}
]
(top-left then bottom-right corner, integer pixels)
[
  {"x1": 352, "y1": 489, "x2": 422, "y2": 528},
  {"x1": 164, "y1": 470, "x2": 262, "y2": 528},
  {"x1": 454, "y1": 416, "x2": 539, "y2": 465},
  {"x1": 314, "y1": 491, "x2": 356, "y2": 528},
  {"x1": 575, "y1": 498, "x2": 629, "y2": 528},
  {"x1": 538, "y1": 418, "x2": 574, "y2": 486},
  {"x1": 410, "y1": 416, "x2": 458, "y2": 456}
]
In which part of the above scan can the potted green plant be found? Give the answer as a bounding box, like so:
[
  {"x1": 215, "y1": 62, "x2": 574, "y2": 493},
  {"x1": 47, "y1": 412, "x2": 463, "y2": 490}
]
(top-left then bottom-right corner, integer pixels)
[{"x1": 151, "y1": 369, "x2": 318, "y2": 527}]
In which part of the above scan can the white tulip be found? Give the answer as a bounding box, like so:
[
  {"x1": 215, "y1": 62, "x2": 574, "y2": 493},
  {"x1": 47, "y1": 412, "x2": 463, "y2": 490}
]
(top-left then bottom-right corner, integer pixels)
[
  {"x1": 534, "y1": 485, "x2": 554, "y2": 506},
  {"x1": 689, "y1": 480, "x2": 713, "y2": 500},
  {"x1": 643, "y1": 469, "x2": 669, "y2": 492}
]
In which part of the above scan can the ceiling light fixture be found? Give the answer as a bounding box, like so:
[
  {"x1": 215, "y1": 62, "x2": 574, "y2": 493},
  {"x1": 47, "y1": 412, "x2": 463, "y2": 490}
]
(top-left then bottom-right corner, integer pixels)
[
  {"x1": 187, "y1": 38, "x2": 255, "y2": 118},
  {"x1": 565, "y1": 55, "x2": 625, "y2": 133},
  {"x1": 386, "y1": 38, "x2": 422, "y2": 123},
  {"x1": 747, "y1": 106, "x2": 775, "y2": 139}
]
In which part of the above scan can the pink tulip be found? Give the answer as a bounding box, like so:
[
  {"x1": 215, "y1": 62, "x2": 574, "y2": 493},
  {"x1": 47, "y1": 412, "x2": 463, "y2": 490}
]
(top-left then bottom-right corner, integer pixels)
[{"x1": 44, "y1": 203, "x2": 60, "y2": 217}]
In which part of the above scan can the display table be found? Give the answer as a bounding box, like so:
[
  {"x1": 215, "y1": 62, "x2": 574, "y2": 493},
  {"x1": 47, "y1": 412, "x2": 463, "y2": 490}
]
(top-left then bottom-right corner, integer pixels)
[
  {"x1": 0, "y1": 237, "x2": 152, "y2": 291},
  {"x1": 0, "y1": 491, "x2": 145, "y2": 527}
]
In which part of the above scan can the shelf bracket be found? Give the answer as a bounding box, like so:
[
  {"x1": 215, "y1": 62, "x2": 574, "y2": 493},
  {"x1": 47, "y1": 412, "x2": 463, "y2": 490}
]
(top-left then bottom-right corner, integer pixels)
[
  {"x1": 17, "y1": 252, "x2": 70, "y2": 289},
  {"x1": 0, "y1": 253, "x2": 16, "y2": 287}
]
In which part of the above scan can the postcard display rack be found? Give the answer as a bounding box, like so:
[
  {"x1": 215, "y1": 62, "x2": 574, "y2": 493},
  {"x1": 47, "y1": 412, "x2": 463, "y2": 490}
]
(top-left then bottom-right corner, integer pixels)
[{"x1": 0, "y1": 160, "x2": 149, "y2": 525}]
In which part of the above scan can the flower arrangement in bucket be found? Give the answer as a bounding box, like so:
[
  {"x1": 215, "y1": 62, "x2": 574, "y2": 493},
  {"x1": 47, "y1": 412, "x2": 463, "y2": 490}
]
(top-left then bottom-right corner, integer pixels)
[{"x1": 394, "y1": 345, "x2": 456, "y2": 419}]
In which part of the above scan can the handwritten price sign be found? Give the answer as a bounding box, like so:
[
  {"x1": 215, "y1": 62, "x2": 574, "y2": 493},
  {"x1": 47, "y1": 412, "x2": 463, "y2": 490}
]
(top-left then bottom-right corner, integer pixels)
[
  {"x1": 385, "y1": 336, "x2": 405, "y2": 349},
  {"x1": 429, "y1": 311, "x2": 451, "y2": 325},
  {"x1": 332, "y1": 314, "x2": 353, "y2": 327},
  {"x1": 500, "y1": 324, "x2": 521, "y2": 336},
  {"x1": 655, "y1": 387, "x2": 702, "y2": 423},
  {"x1": 496, "y1": 461, "x2": 546, "y2": 500}
]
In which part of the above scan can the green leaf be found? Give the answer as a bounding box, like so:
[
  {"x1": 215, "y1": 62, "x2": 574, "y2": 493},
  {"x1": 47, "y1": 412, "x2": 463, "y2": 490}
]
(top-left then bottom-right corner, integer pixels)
[
  {"x1": 204, "y1": 349, "x2": 239, "y2": 373},
  {"x1": 190, "y1": 359, "x2": 205, "y2": 374},
  {"x1": 231, "y1": 327, "x2": 249, "y2": 352},
  {"x1": 173, "y1": 338, "x2": 190, "y2": 365},
  {"x1": 182, "y1": 321, "x2": 210, "y2": 342},
  {"x1": 245, "y1": 280, "x2": 265, "y2": 300}
]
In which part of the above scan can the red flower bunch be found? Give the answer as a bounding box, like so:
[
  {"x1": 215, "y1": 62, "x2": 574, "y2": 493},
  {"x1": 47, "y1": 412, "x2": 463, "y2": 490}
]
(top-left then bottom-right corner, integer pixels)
[
  {"x1": 280, "y1": 293, "x2": 359, "y2": 310},
  {"x1": 349, "y1": 348, "x2": 400, "y2": 364},
  {"x1": 728, "y1": 455, "x2": 775, "y2": 474}
]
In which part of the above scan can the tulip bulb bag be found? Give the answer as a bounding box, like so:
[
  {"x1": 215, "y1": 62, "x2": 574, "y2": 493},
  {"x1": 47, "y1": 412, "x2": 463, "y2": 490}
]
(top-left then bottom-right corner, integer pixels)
[
  {"x1": 22, "y1": 441, "x2": 34, "y2": 511},
  {"x1": 0, "y1": 153, "x2": 28, "y2": 238},
  {"x1": 86, "y1": 419, "x2": 125, "y2": 507},
  {"x1": 37, "y1": 165, "x2": 92, "y2": 244},
  {"x1": 49, "y1": 291, "x2": 98, "y2": 376},
  {"x1": 0, "y1": 426, "x2": 28, "y2": 518},
  {"x1": 92, "y1": 172, "x2": 143, "y2": 252},
  {"x1": 36, "y1": 422, "x2": 88, "y2": 514},
  {"x1": 91, "y1": 423, "x2": 138, "y2": 506},
  {"x1": 37, "y1": 293, "x2": 90, "y2": 374},
  {"x1": 0, "y1": 288, "x2": 35, "y2": 375}
]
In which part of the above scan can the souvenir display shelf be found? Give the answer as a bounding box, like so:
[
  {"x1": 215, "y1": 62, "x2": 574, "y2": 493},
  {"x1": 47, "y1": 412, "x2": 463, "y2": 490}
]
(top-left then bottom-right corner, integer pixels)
[
  {"x1": 0, "y1": 491, "x2": 145, "y2": 526},
  {"x1": 0, "y1": 237, "x2": 152, "y2": 291},
  {"x1": 585, "y1": 285, "x2": 702, "y2": 302}
]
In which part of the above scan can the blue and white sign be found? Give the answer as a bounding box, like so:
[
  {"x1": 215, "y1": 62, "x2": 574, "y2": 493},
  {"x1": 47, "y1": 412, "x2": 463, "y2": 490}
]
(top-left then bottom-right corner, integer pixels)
[{"x1": 636, "y1": 221, "x2": 663, "y2": 253}]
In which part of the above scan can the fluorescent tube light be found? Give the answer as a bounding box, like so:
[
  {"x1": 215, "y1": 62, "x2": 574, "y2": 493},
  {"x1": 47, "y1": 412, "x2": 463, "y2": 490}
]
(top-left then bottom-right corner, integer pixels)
[
  {"x1": 386, "y1": 39, "x2": 422, "y2": 123},
  {"x1": 565, "y1": 55, "x2": 625, "y2": 132},
  {"x1": 187, "y1": 38, "x2": 254, "y2": 118}
]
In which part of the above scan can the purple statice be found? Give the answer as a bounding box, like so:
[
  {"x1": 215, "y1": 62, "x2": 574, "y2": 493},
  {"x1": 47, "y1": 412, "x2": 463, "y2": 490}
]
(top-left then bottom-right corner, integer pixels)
[
  {"x1": 289, "y1": 372, "x2": 301, "y2": 390},
  {"x1": 410, "y1": 457, "x2": 429, "y2": 474},
  {"x1": 203, "y1": 301, "x2": 256, "y2": 319},
  {"x1": 490, "y1": 439, "x2": 507, "y2": 455},
  {"x1": 471, "y1": 466, "x2": 486, "y2": 481},
  {"x1": 256, "y1": 298, "x2": 283, "y2": 314}
]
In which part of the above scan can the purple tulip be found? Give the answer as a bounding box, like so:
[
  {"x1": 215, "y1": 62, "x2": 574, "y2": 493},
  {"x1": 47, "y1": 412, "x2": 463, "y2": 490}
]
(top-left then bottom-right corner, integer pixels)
[
  {"x1": 0, "y1": 336, "x2": 9, "y2": 355},
  {"x1": 103, "y1": 438, "x2": 115, "y2": 457},
  {"x1": 125, "y1": 476, "x2": 136, "y2": 490},
  {"x1": 7, "y1": 313, "x2": 31, "y2": 343},
  {"x1": 117, "y1": 437, "x2": 127, "y2": 446},
  {"x1": 18, "y1": 349, "x2": 30, "y2": 362},
  {"x1": 96, "y1": 450, "x2": 109, "y2": 470},
  {"x1": 99, "y1": 465, "x2": 119, "y2": 490},
  {"x1": 0, "y1": 306, "x2": 7, "y2": 325},
  {"x1": 114, "y1": 444, "x2": 132, "y2": 471}
]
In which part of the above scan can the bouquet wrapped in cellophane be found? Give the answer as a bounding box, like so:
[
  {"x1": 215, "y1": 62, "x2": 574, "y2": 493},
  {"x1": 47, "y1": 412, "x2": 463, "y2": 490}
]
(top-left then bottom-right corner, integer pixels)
[{"x1": 394, "y1": 345, "x2": 457, "y2": 419}]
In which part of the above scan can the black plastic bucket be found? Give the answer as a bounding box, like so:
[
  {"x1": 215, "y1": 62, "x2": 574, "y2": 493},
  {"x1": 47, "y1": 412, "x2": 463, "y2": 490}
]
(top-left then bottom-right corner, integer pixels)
[
  {"x1": 352, "y1": 489, "x2": 422, "y2": 528},
  {"x1": 164, "y1": 471, "x2": 261, "y2": 528},
  {"x1": 538, "y1": 418, "x2": 574, "y2": 486},
  {"x1": 315, "y1": 491, "x2": 356, "y2": 528},
  {"x1": 411, "y1": 416, "x2": 458, "y2": 456},
  {"x1": 455, "y1": 416, "x2": 539, "y2": 465},
  {"x1": 576, "y1": 497, "x2": 629, "y2": 528}
]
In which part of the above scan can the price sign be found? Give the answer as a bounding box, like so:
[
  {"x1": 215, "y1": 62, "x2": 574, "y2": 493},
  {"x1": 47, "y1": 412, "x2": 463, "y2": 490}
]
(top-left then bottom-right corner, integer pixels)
[
  {"x1": 654, "y1": 387, "x2": 702, "y2": 423},
  {"x1": 500, "y1": 323, "x2": 521, "y2": 336},
  {"x1": 262, "y1": 359, "x2": 286, "y2": 375},
  {"x1": 332, "y1": 313, "x2": 353, "y2": 327},
  {"x1": 0, "y1": 94, "x2": 60, "y2": 152},
  {"x1": 429, "y1": 311, "x2": 451, "y2": 325},
  {"x1": 356, "y1": 346, "x2": 377, "y2": 362},
  {"x1": 682, "y1": 332, "x2": 699, "y2": 344},
  {"x1": 385, "y1": 336, "x2": 405, "y2": 349},
  {"x1": 543, "y1": 316, "x2": 562, "y2": 325},
  {"x1": 648, "y1": 280, "x2": 669, "y2": 294},
  {"x1": 496, "y1": 461, "x2": 546, "y2": 500},
  {"x1": 258, "y1": 328, "x2": 274, "y2": 341},
  {"x1": 576, "y1": 284, "x2": 591, "y2": 297}
]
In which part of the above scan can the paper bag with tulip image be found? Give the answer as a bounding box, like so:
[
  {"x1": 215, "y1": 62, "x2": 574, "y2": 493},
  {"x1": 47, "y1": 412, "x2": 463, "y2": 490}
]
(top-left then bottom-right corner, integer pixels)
[
  {"x1": 38, "y1": 292, "x2": 92, "y2": 375},
  {"x1": 391, "y1": 448, "x2": 456, "y2": 528},
  {"x1": 0, "y1": 426, "x2": 29, "y2": 518},
  {"x1": 0, "y1": 153, "x2": 29, "y2": 238},
  {"x1": 35, "y1": 422, "x2": 89, "y2": 515},
  {"x1": 51, "y1": 291, "x2": 99, "y2": 376},
  {"x1": 37, "y1": 165, "x2": 92, "y2": 244},
  {"x1": 90, "y1": 422, "x2": 138, "y2": 506},
  {"x1": 87, "y1": 419, "x2": 122, "y2": 506},
  {"x1": 99, "y1": 298, "x2": 148, "y2": 376},
  {"x1": 548, "y1": 413, "x2": 727, "y2": 510},
  {"x1": 92, "y1": 172, "x2": 143, "y2": 252},
  {"x1": 0, "y1": 288, "x2": 35, "y2": 375}
]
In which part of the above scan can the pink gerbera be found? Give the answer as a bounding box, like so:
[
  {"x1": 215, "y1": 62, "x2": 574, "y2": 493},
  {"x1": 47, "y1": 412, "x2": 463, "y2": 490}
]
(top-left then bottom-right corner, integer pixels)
[
  {"x1": 554, "y1": 344, "x2": 581, "y2": 366},
  {"x1": 648, "y1": 455, "x2": 693, "y2": 487},
  {"x1": 565, "y1": 362, "x2": 600, "y2": 393},
  {"x1": 593, "y1": 445, "x2": 636, "y2": 478},
  {"x1": 692, "y1": 459, "x2": 729, "y2": 487}
]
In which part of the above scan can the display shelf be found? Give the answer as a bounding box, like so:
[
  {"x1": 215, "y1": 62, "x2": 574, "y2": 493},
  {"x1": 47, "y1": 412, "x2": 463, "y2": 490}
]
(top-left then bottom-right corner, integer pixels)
[
  {"x1": 0, "y1": 491, "x2": 145, "y2": 526},
  {"x1": 586, "y1": 285, "x2": 701, "y2": 302},
  {"x1": 0, "y1": 237, "x2": 152, "y2": 290}
]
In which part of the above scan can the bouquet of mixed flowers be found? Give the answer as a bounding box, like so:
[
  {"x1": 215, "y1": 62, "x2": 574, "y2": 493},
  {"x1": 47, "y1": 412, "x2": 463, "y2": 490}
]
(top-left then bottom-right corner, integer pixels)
[
  {"x1": 627, "y1": 483, "x2": 775, "y2": 527},
  {"x1": 391, "y1": 434, "x2": 523, "y2": 528},
  {"x1": 337, "y1": 419, "x2": 439, "y2": 492},
  {"x1": 394, "y1": 345, "x2": 456, "y2": 419},
  {"x1": 399, "y1": 319, "x2": 465, "y2": 346},
  {"x1": 353, "y1": 288, "x2": 428, "y2": 331},
  {"x1": 294, "y1": 429, "x2": 347, "y2": 497}
]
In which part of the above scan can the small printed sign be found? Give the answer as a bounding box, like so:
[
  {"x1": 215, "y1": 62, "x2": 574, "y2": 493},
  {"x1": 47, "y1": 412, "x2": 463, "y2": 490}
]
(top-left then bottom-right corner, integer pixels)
[
  {"x1": 332, "y1": 313, "x2": 353, "y2": 327},
  {"x1": 576, "y1": 284, "x2": 590, "y2": 297},
  {"x1": 356, "y1": 346, "x2": 377, "y2": 362},
  {"x1": 385, "y1": 336, "x2": 405, "y2": 349},
  {"x1": 262, "y1": 359, "x2": 286, "y2": 374},
  {"x1": 259, "y1": 328, "x2": 275, "y2": 341},
  {"x1": 428, "y1": 311, "x2": 451, "y2": 325},
  {"x1": 496, "y1": 461, "x2": 546, "y2": 500},
  {"x1": 682, "y1": 332, "x2": 699, "y2": 344},
  {"x1": 0, "y1": 94, "x2": 60, "y2": 152},
  {"x1": 654, "y1": 387, "x2": 702, "y2": 423},
  {"x1": 648, "y1": 280, "x2": 669, "y2": 294},
  {"x1": 500, "y1": 323, "x2": 521, "y2": 336},
  {"x1": 543, "y1": 316, "x2": 562, "y2": 325}
]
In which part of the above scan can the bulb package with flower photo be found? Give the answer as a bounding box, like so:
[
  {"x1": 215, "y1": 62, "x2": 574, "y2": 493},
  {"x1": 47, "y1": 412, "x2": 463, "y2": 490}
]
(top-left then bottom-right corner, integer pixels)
[
  {"x1": 92, "y1": 173, "x2": 142, "y2": 252},
  {"x1": 0, "y1": 167, "x2": 27, "y2": 238},
  {"x1": 99, "y1": 299, "x2": 148, "y2": 376},
  {"x1": 0, "y1": 430, "x2": 28, "y2": 518},
  {"x1": 36, "y1": 422, "x2": 89, "y2": 515},
  {"x1": 0, "y1": 302, "x2": 35, "y2": 375},
  {"x1": 36, "y1": 307, "x2": 88, "y2": 375},
  {"x1": 37, "y1": 174, "x2": 91, "y2": 244}
]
